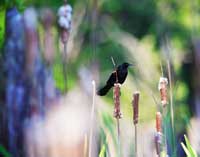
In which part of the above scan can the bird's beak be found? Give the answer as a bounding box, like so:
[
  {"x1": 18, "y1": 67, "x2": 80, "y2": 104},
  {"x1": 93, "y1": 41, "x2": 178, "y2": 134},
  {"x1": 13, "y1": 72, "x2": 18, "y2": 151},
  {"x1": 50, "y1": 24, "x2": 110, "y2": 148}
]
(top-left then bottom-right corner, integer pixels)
[{"x1": 128, "y1": 63, "x2": 133, "y2": 67}]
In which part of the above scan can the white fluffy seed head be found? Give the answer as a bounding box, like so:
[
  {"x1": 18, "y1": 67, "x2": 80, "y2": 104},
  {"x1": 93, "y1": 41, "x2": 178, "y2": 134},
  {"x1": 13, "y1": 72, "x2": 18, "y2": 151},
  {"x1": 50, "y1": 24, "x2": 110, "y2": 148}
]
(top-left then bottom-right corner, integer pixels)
[
  {"x1": 65, "y1": 4, "x2": 72, "y2": 12},
  {"x1": 66, "y1": 12, "x2": 72, "y2": 21},
  {"x1": 58, "y1": 5, "x2": 72, "y2": 17},
  {"x1": 58, "y1": 16, "x2": 70, "y2": 29},
  {"x1": 158, "y1": 77, "x2": 168, "y2": 90},
  {"x1": 57, "y1": 4, "x2": 72, "y2": 29}
]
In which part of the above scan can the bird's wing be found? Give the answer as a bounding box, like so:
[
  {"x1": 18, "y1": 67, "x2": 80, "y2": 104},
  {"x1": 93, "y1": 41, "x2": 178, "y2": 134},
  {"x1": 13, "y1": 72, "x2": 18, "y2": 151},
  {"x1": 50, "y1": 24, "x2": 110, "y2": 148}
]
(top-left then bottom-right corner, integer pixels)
[{"x1": 106, "y1": 70, "x2": 117, "y2": 85}]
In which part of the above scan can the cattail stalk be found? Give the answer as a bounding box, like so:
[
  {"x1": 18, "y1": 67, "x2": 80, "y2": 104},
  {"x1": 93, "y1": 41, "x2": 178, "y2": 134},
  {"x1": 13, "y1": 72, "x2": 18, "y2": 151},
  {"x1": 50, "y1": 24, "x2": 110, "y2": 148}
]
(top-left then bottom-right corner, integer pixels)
[
  {"x1": 88, "y1": 80, "x2": 96, "y2": 157},
  {"x1": 60, "y1": 29, "x2": 69, "y2": 93},
  {"x1": 58, "y1": 0, "x2": 72, "y2": 92},
  {"x1": 63, "y1": 41, "x2": 68, "y2": 92},
  {"x1": 113, "y1": 83, "x2": 122, "y2": 157},
  {"x1": 84, "y1": 134, "x2": 88, "y2": 157},
  {"x1": 111, "y1": 56, "x2": 118, "y2": 83},
  {"x1": 132, "y1": 92, "x2": 140, "y2": 157}
]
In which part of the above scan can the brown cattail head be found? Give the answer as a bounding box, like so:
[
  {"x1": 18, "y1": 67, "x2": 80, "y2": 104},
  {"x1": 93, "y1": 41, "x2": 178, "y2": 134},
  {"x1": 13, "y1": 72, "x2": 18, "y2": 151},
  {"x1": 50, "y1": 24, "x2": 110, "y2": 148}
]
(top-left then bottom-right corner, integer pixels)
[
  {"x1": 113, "y1": 83, "x2": 122, "y2": 119},
  {"x1": 40, "y1": 8, "x2": 55, "y2": 30},
  {"x1": 24, "y1": 8, "x2": 39, "y2": 75},
  {"x1": 158, "y1": 77, "x2": 168, "y2": 107},
  {"x1": 40, "y1": 8, "x2": 55, "y2": 65},
  {"x1": 156, "y1": 112, "x2": 162, "y2": 132},
  {"x1": 132, "y1": 92, "x2": 140, "y2": 125}
]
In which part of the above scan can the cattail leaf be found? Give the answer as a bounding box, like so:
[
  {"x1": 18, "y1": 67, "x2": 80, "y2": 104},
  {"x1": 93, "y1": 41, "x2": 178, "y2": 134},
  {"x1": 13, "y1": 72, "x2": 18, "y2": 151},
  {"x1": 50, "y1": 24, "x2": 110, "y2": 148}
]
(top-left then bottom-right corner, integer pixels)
[
  {"x1": 183, "y1": 135, "x2": 197, "y2": 157},
  {"x1": 99, "y1": 144, "x2": 106, "y2": 157},
  {"x1": 181, "y1": 142, "x2": 191, "y2": 157},
  {"x1": 0, "y1": 6, "x2": 5, "y2": 49}
]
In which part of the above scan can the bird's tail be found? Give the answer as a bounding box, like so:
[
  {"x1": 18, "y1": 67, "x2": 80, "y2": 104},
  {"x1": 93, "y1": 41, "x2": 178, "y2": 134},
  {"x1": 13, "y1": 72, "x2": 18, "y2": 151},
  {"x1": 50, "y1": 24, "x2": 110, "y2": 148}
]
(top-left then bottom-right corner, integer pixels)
[{"x1": 97, "y1": 84, "x2": 112, "y2": 96}]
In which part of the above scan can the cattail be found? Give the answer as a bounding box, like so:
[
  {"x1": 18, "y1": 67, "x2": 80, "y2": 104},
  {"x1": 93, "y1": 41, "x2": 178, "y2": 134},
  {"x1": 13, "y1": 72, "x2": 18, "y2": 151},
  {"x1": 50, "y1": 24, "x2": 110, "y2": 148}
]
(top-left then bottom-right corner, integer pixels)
[
  {"x1": 132, "y1": 91, "x2": 140, "y2": 157},
  {"x1": 40, "y1": 8, "x2": 55, "y2": 65},
  {"x1": 156, "y1": 112, "x2": 162, "y2": 132},
  {"x1": 132, "y1": 92, "x2": 140, "y2": 125},
  {"x1": 57, "y1": 0, "x2": 72, "y2": 44},
  {"x1": 113, "y1": 83, "x2": 122, "y2": 157},
  {"x1": 24, "y1": 7, "x2": 39, "y2": 75},
  {"x1": 113, "y1": 83, "x2": 122, "y2": 119},
  {"x1": 158, "y1": 77, "x2": 168, "y2": 107},
  {"x1": 57, "y1": 1, "x2": 73, "y2": 92},
  {"x1": 155, "y1": 112, "x2": 162, "y2": 156}
]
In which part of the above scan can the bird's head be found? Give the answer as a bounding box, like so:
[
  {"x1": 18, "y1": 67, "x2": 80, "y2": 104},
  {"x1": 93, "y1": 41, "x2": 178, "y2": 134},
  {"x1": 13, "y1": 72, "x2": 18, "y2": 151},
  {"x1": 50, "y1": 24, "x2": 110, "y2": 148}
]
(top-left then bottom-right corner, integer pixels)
[{"x1": 122, "y1": 62, "x2": 133, "y2": 68}]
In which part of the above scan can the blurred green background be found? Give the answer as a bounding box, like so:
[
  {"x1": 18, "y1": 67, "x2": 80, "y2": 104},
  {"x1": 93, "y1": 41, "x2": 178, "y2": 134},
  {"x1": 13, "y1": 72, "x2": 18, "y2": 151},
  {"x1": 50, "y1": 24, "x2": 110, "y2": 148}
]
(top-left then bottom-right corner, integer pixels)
[{"x1": 1, "y1": 0, "x2": 200, "y2": 156}]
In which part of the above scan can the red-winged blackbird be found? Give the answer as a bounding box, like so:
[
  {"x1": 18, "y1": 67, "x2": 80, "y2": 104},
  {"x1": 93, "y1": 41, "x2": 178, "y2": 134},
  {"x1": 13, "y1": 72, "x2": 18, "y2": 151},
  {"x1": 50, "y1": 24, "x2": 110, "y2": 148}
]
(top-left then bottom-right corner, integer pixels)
[{"x1": 97, "y1": 62, "x2": 132, "y2": 96}]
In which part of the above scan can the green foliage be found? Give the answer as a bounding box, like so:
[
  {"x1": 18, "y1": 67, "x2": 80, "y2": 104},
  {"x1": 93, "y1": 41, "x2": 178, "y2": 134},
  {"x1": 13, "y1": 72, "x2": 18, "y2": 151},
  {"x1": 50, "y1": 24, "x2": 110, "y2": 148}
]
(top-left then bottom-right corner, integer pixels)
[
  {"x1": 53, "y1": 61, "x2": 77, "y2": 92},
  {"x1": 98, "y1": 110, "x2": 119, "y2": 156},
  {"x1": 181, "y1": 135, "x2": 197, "y2": 157},
  {"x1": 99, "y1": 144, "x2": 106, "y2": 157},
  {"x1": 0, "y1": 145, "x2": 10, "y2": 157},
  {"x1": 0, "y1": 6, "x2": 5, "y2": 50},
  {"x1": 163, "y1": 109, "x2": 176, "y2": 156},
  {"x1": 0, "y1": 0, "x2": 25, "y2": 11},
  {"x1": 101, "y1": 0, "x2": 157, "y2": 39}
]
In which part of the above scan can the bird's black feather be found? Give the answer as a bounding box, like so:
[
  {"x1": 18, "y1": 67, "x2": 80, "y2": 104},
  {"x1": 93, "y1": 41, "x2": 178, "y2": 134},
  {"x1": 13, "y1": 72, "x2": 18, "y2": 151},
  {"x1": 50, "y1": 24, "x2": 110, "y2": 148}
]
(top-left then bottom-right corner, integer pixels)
[{"x1": 97, "y1": 62, "x2": 132, "y2": 96}]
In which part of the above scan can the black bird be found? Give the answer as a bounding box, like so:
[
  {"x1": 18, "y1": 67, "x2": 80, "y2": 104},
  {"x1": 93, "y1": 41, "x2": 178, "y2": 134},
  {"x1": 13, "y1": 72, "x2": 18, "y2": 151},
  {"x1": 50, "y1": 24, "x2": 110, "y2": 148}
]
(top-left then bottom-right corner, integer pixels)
[{"x1": 97, "y1": 62, "x2": 132, "y2": 96}]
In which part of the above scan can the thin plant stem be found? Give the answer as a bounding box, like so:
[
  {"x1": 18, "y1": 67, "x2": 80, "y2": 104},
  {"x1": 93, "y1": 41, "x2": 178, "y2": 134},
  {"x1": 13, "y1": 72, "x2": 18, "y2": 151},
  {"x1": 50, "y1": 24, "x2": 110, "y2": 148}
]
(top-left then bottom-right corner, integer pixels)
[
  {"x1": 63, "y1": 42, "x2": 68, "y2": 92},
  {"x1": 150, "y1": 91, "x2": 160, "y2": 109},
  {"x1": 89, "y1": 80, "x2": 96, "y2": 157},
  {"x1": 84, "y1": 134, "x2": 88, "y2": 157},
  {"x1": 111, "y1": 56, "x2": 118, "y2": 83},
  {"x1": 134, "y1": 124, "x2": 138, "y2": 157},
  {"x1": 116, "y1": 118, "x2": 121, "y2": 157},
  {"x1": 111, "y1": 56, "x2": 116, "y2": 68},
  {"x1": 160, "y1": 60, "x2": 164, "y2": 77}
]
